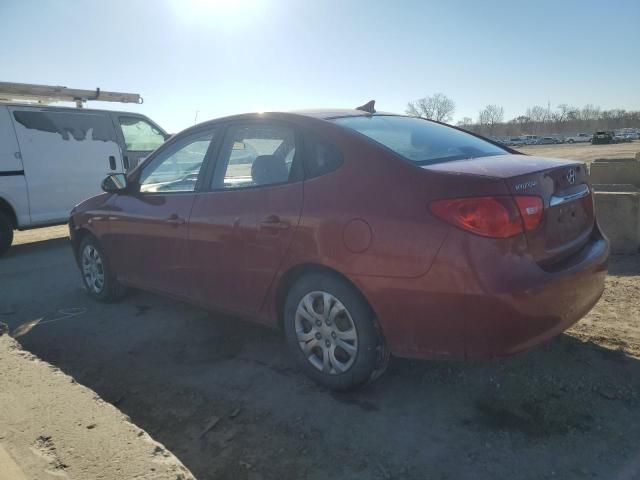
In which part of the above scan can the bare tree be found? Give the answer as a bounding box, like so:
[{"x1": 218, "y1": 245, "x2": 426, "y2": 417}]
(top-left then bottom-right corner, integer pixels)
[
  {"x1": 406, "y1": 93, "x2": 456, "y2": 123},
  {"x1": 415, "y1": 100, "x2": 640, "y2": 138},
  {"x1": 556, "y1": 104, "x2": 578, "y2": 123},
  {"x1": 580, "y1": 104, "x2": 601, "y2": 121},
  {"x1": 526, "y1": 105, "x2": 546, "y2": 123},
  {"x1": 456, "y1": 117, "x2": 474, "y2": 128},
  {"x1": 513, "y1": 115, "x2": 531, "y2": 125},
  {"x1": 477, "y1": 104, "x2": 504, "y2": 135}
]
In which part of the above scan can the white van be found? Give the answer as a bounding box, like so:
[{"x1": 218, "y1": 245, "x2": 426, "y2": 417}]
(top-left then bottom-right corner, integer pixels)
[{"x1": 0, "y1": 104, "x2": 168, "y2": 256}]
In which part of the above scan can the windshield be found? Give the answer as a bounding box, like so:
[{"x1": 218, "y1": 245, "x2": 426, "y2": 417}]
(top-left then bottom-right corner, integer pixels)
[{"x1": 332, "y1": 115, "x2": 507, "y2": 165}]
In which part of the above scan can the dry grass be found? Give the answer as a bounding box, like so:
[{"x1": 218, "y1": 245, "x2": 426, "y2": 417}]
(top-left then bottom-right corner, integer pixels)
[{"x1": 516, "y1": 141, "x2": 639, "y2": 164}]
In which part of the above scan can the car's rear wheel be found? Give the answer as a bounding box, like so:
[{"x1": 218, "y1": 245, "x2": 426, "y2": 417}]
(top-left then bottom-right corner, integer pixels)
[
  {"x1": 78, "y1": 235, "x2": 126, "y2": 302},
  {"x1": 0, "y1": 211, "x2": 13, "y2": 258},
  {"x1": 284, "y1": 273, "x2": 388, "y2": 391}
]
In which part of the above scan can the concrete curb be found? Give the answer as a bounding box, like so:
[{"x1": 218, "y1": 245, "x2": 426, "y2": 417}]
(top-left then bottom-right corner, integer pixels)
[{"x1": 590, "y1": 157, "x2": 640, "y2": 254}]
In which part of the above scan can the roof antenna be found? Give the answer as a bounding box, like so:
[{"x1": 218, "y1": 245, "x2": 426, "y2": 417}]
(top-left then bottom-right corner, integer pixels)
[{"x1": 356, "y1": 100, "x2": 376, "y2": 114}]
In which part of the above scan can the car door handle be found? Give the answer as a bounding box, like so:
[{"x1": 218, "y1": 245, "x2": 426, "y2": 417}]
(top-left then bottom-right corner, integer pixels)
[
  {"x1": 165, "y1": 214, "x2": 186, "y2": 226},
  {"x1": 260, "y1": 215, "x2": 290, "y2": 230},
  {"x1": 109, "y1": 155, "x2": 117, "y2": 170}
]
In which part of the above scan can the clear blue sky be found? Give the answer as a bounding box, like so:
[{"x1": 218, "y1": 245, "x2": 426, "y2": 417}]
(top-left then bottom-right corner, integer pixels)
[{"x1": 1, "y1": 0, "x2": 639, "y2": 132}]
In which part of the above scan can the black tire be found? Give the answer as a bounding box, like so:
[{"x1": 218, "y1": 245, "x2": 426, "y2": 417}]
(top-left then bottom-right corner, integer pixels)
[
  {"x1": 567, "y1": 139, "x2": 574, "y2": 144},
  {"x1": 77, "y1": 235, "x2": 126, "y2": 302},
  {"x1": 283, "y1": 272, "x2": 388, "y2": 391},
  {"x1": 0, "y1": 211, "x2": 14, "y2": 258}
]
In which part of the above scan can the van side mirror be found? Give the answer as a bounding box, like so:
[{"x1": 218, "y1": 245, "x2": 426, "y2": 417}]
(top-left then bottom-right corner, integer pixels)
[{"x1": 101, "y1": 173, "x2": 128, "y2": 193}]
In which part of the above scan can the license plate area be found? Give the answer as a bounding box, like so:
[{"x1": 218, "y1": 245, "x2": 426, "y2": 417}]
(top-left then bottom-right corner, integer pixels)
[{"x1": 545, "y1": 198, "x2": 592, "y2": 248}]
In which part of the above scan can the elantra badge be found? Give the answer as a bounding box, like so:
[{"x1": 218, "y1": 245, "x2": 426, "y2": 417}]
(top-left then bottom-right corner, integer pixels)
[{"x1": 514, "y1": 180, "x2": 537, "y2": 191}]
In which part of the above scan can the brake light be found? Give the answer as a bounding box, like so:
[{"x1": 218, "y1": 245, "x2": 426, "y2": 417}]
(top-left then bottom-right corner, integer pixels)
[
  {"x1": 430, "y1": 196, "x2": 523, "y2": 238},
  {"x1": 514, "y1": 196, "x2": 543, "y2": 231},
  {"x1": 430, "y1": 195, "x2": 544, "y2": 238}
]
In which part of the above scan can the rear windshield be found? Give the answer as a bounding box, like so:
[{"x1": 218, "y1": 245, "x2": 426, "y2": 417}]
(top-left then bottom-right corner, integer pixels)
[{"x1": 332, "y1": 115, "x2": 507, "y2": 165}]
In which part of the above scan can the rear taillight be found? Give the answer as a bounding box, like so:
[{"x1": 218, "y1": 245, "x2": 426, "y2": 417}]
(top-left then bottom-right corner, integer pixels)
[
  {"x1": 430, "y1": 195, "x2": 543, "y2": 238},
  {"x1": 514, "y1": 196, "x2": 543, "y2": 231}
]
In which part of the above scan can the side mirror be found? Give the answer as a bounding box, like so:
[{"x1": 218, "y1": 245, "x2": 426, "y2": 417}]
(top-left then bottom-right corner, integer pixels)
[{"x1": 101, "y1": 173, "x2": 128, "y2": 193}]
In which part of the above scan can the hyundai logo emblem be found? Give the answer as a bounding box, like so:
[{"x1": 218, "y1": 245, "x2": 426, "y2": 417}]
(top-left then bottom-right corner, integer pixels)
[{"x1": 566, "y1": 169, "x2": 576, "y2": 184}]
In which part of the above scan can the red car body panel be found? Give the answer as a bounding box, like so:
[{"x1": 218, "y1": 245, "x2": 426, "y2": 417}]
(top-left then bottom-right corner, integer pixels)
[
  {"x1": 108, "y1": 193, "x2": 196, "y2": 296},
  {"x1": 69, "y1": 111, "x2": 609, "y2": 360},
  {"x1": 188, "y1": 182, "x2": 303, "y2": 318},
  {"x1": 423, "y1": 154, "x2": 580, "y2": 178}
]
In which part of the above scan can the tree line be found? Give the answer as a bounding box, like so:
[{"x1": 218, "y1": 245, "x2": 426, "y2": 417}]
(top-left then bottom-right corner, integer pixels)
[{"x1": 406, "y1": 93, "x2": 640, "y2": 138}]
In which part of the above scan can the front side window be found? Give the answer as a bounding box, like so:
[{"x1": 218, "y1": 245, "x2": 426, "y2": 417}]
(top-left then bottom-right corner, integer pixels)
[
  {"x1": 119, "y1": 116, "x2": 166, "y2": 152},
  {"x1": 332, "y1": 115, "x2": 507, "y2": 165},
  {"x1": 212, "y1": 124, "x2": 296, "y2": 189},
  {"x1": 139, "y1": 130, "x2": 214, "y2": 193}
]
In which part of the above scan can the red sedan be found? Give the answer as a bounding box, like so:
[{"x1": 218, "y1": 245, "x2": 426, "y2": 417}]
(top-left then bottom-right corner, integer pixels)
[{"x1": 69, "y1": 104, "x2": 608, "y2": 390}]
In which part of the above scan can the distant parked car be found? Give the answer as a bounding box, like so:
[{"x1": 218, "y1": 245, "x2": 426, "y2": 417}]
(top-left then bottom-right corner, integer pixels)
[
  {"x1": 593, "y1": 131, "x2": 614, "y2": 145},
  {"x1": 565, "y1": 133, "x2": 592, "y2": 144},
  {"x1": 505, "y1": 137, "x2": 525, "y2": 146},
  {"x1": 521, "y1": 135, "x2": 540, "y2": 145},
  {"x1": 613, "y1": 132, "x2": 632, "y2": 143},
  {"x1": 69, "y1": 107, "x2": 609, "y2": 390},
  {"x1": 537, "y1": 137, "x2": 559, "y2": 145}
]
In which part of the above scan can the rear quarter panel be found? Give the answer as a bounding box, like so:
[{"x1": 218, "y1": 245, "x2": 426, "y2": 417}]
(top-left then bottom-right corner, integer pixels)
[
  {"x1": 283, "y1": 121, "x2": 451, "y2": 279},
  {"x1": 266, "y1": 119, "x2": 512, "y2": 323}
]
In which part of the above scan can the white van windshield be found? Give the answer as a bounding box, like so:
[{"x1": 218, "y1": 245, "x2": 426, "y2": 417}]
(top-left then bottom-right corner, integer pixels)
[{"x1": 332, "y1": 115, "x2": 507, "y2": 165}]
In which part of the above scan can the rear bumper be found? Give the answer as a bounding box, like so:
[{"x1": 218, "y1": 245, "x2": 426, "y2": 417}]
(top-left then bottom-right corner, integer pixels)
[
  {"x1": 461, "y1": 238, "x2": 607, "y2": 358},
  {"x1": 353, "y1": 227, "x2": 609, "y2": 360}
]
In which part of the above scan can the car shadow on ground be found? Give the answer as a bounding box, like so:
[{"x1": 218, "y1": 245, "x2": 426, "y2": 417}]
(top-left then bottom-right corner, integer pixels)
[
  {"x1": 13, "y1": 294, "x2": 640, "y2": 480},
  {"x1": 3, "y1": 238, "x2": 639, "y2": 479},
  {"x1": 4, "y1": 236, "x2": 69, "y2": 258}
]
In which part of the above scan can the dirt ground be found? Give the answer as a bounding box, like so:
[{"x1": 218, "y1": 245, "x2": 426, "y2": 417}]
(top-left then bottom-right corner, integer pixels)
[
  {"x1": 517, "y1": 141, "x2": 639, "y2": 163},
  {"x1": 1, "y1": 226, "x2": 639, "y2": 480},
  {"x1": 0, "y1": 335, "x2": 195, "y2": 480}
]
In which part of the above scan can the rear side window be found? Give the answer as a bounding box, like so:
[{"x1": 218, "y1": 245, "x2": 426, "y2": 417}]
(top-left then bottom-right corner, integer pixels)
[
  {"x1": 332, "y1": 115, "x2": 507, "y2": 165},
  {"x1": 304, "y1": 135, "x2": 343, "y2": 178}
]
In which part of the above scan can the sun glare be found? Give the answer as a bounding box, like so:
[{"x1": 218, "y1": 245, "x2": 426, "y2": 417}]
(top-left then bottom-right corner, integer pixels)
[{"x1": 169, "y1": 0, "x2": 266, "y2": 28}]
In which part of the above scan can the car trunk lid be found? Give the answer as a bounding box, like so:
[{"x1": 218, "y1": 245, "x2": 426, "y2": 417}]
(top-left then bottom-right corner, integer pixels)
[{"x1": 423, "y1": 154, "x2": 594, "y2": 264}]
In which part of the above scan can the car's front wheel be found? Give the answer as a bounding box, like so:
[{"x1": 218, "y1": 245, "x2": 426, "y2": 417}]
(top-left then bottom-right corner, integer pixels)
[
  {"x1": 78, "y1": 235, "x2": 126, "y2": 302},
  {"x1": 284, "y1": 273, "x2": 388, "y2": 391}
]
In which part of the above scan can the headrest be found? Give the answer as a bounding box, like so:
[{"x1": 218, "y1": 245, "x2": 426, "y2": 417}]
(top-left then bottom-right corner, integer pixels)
[{"x1": 251, "y1": 155, "x2": 289, "y2": 186}]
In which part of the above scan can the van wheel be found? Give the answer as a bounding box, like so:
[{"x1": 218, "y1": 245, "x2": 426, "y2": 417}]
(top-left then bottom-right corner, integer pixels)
[
  {"x1": 283, "y1": 273, "x2": 388, "y2": 391},
  {"x1": 78, "y1": 235, "x2": 126, "y2": 302},
  {"x1": 0, "y1": 211, "x2": 14, "y2": 258}
]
